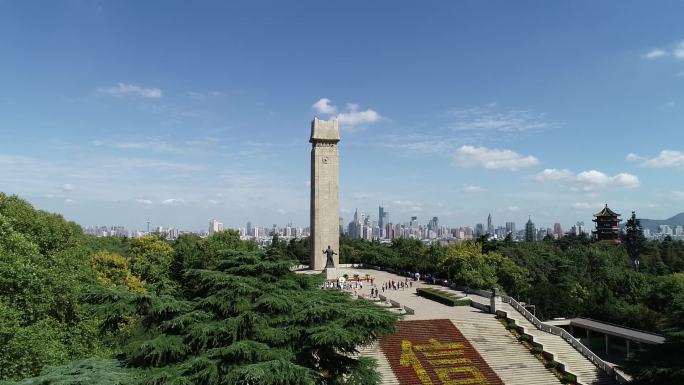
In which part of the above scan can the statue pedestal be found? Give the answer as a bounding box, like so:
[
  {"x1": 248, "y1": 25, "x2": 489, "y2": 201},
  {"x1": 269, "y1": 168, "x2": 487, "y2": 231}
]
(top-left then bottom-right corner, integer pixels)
[{"x1": 325, "y1": 267, "x2": 337, "y2": 280}]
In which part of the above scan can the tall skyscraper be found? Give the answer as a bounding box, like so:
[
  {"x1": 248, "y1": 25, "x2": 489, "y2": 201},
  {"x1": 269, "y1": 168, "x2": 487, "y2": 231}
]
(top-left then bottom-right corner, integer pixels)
[
  {"x1": 553, "y1": 223, "x2": 563, "y2": 239},
  {"x1": 378, "y1": 206, "x2": 388, "y2": 238},
  {"x1": 246, "y1": 221, "x2": 252, "y2": 236},
  {"x1": 209, "y1": 219, "x2": 224, "y2": 235},
  {"x1": 505, "y1": 221, "x2": 516, "y2": 236},
  {"x1": 487, "y1": 213, "x2": 493, "y2": 235},
  {"x1": 428, "y1": 216, "x2": 439, "y2": 232},
  {"x1": 474, "y1": 223, "x2": 484, "y2": 237},
  {"x1": 525, "y1": 217, "x2": 536, "y2": 241}
]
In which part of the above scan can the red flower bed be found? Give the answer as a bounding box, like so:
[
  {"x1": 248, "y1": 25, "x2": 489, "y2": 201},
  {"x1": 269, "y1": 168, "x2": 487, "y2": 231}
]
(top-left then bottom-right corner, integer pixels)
[{"x1": 379, "y1": 319, "x2": 504, "y2": 385}]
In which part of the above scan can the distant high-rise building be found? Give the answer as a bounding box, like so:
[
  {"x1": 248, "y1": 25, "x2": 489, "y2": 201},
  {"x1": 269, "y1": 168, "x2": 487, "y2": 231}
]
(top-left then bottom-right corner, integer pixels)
[
  {"x1": 209, "y1": 219, "x2": 224, "y2": 235},
  {"x1": 474, "y1": 223, "x2": 484, "y2": 237},
  {"x1": 246, "y1": 221, "x2": 252, "y2": 236},
  {"x1": 428, "y1": 216, "x2": 439, "y2": 232},
  {"x1": 525, "y1": 217, "x2": 536, "y2": 241},
  {"x1": 347, "y1": 220, "x2": 356, "y2": 238},
  {"x1": 487, "y1": 213, "x2": 493, "y2": 235},
  {"x1": 410, "y1": 216, "x2": 418, "y2": 228},
  {"x1": 571, "y1": 221, "x2": 586, "y2": 235},
  {"x1": 505, "y1": 222, "x2": 516, "y2": 236},
  {"x1": 553, "y1": 223, "x2": 563, "y2": 239},
  {"x1": 378, "y1": 206, "x2": 389, "y2": 238}
]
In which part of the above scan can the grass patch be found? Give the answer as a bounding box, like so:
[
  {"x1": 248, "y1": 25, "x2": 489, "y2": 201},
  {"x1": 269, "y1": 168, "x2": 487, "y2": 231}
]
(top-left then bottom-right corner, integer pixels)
[{"x1": 416, "y1": 288, "x2": 472, "y2": 306}]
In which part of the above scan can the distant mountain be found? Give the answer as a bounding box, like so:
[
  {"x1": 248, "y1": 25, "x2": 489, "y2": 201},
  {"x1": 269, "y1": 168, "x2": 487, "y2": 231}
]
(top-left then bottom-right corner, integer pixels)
[{"x1": 639, "y1": 212, "x2": 684, "y2": 232}]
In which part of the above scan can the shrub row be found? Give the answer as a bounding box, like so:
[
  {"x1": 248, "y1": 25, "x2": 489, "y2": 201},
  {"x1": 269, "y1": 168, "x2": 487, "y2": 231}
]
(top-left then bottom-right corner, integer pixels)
[{"x1": 416, "y1": 288, "x2": 472, "y2": 306}]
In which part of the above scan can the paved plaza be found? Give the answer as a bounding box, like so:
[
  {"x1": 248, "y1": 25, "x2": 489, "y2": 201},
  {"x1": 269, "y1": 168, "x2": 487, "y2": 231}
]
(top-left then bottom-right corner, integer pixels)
[
  {"x1": 325, "y1": 267, "x2": 564, "y2": 385},
  {"x1": 333, "y1": 266, "x2": 490, "y2": 320}
]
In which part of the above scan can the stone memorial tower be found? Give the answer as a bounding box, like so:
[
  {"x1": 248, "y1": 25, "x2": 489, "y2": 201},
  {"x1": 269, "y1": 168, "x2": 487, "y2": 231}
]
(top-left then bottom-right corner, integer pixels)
[{"x1": 309, "y1": 117, "x2": 340, "y2": 270}]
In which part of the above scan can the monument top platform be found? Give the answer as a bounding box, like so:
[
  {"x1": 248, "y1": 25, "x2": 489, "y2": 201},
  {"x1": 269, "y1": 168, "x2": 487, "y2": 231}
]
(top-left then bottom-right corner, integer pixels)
[{"x1": 310, "y1": 117, "x2": 340, "y2": 142}]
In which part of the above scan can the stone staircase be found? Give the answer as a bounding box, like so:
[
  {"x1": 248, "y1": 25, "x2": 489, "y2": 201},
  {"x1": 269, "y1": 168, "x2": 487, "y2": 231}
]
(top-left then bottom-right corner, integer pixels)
[
  {"x1": 450, "y1": 310, "x2": 562, "y2": 385},
  {"x1": 357, "y1": 342, "x2": 401, "y2": 385},
  {"x1": 358, "y1": 309, "x2": 561, "y2": 384},
  {"x1": 498, "y1": 302, "x2": 615, "y2": 385}
]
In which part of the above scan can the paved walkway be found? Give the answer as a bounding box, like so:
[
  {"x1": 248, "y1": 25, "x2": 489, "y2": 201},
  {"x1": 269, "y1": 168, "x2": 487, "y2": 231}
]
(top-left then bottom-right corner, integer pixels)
[{"x1": 333, "y1": 267, "x2": 562, "y2": 385}]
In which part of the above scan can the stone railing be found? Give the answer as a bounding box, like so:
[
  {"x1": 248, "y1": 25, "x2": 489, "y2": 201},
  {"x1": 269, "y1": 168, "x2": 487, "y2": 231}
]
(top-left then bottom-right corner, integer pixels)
[{"x1": 500, "y1": 295, "x2": 628, "y2": 384}]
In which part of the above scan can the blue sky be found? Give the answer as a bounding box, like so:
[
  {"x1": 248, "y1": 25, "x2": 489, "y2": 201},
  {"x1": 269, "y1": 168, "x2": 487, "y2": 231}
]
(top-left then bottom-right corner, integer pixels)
[{"x1": 1, "y1": 0, "x2": 684, "y2": 231}]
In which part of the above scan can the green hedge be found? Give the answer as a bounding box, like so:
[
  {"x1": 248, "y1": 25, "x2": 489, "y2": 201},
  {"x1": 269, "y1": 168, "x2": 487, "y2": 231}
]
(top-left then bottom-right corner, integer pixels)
[{"x1": 416, "y1": 288, "x2": 472, "y2": 306}]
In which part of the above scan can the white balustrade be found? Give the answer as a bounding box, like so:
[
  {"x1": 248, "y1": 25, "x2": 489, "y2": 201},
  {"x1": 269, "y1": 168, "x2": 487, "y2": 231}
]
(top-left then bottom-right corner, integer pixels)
[{"x1": 501, "y1": 295, "x2": 628, "y2": 383}]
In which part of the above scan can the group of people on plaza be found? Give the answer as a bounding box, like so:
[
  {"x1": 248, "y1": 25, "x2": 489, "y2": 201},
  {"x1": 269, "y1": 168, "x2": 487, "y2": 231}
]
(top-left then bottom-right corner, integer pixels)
[
  {"x1": 323, "y1": 280, "x2": 363, "y2": 291},
  {"x1": 322, "y1": 274, "x2": 417, "y2": 300},
  {"x1": 380, "y1": 279, "x2": 412, "y2": 292}
]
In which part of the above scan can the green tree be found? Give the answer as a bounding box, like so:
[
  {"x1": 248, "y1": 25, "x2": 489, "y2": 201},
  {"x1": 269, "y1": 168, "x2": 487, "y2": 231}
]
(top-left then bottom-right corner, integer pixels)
[
  {"x1": 90, "y1": 251, "x2": 146, "y2": 294},
  {"x1": 623, "y1": 211, "x2": 645, "y2": 270},
  {"x1": 441, "y1": 241, "x2": 498, "y2": 289},
  {"x1": 0, "y1": 194, "x2": 110, "y2": 381},
  {"x1": 127, "y1": 236, "x2": 176, "y2": 295},
  {"x1": 91, "y1": 247, "x2": 397, "y2": 385}
]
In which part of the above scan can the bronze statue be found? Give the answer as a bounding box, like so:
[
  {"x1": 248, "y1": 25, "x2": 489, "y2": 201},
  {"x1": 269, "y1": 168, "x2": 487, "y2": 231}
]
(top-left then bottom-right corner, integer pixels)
[{"x1": 323, "y1": 245, "x2": 337, "y2": 268}]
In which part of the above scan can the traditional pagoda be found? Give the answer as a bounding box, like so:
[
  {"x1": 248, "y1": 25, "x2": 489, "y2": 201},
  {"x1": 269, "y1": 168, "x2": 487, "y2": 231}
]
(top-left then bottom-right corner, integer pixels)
[{"x1": 593, "y1": 204, "x2": 621, "y2": 243}]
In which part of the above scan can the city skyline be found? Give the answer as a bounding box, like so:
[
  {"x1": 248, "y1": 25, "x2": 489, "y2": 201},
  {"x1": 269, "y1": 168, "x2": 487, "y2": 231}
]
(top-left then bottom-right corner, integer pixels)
[{"x1": 2, "y1": 1, "x2": 684, "y2": 230}]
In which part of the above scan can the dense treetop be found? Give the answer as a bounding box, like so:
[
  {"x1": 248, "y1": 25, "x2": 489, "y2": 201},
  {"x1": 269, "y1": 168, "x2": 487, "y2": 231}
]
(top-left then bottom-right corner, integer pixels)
[
  {"x1": 0, "y1": 194, "x2": 396, "y2": 385},
  {"x1": 1, "y1": 192, "x2": 683, "y2": 384}
]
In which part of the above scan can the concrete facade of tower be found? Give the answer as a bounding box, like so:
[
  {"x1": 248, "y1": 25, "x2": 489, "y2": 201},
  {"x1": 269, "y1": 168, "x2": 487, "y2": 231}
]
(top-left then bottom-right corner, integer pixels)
[{"x1": 309, "y1": 117, "x2": 340, "y2": 270}]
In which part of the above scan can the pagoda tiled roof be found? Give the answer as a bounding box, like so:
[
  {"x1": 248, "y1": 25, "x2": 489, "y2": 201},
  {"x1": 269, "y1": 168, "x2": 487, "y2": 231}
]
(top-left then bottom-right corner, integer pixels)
[{"x1": 593, "y1": 204, "x2": 620, "y2": 218}]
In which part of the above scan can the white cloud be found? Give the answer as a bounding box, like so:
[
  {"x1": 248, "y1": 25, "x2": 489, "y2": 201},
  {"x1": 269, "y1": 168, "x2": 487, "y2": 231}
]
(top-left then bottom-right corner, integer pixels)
[
  {"x1": 626, "y1": 153, "x2": 644, "y2": 162},
  {"x1": 136, "y1": 199, "x2": 153, "y2": 205},
  {"x1": 629, "y1": 150, "x2": 684, "y2": 169},
  {"x1": 576, "y1": 170, "x2": 640, "y2": 189},
  {"x1": 536, "y1": 168, "x2": 640, "y2": 190},
  {"x1": 462, "y1": 184, "x2": 483, "y2": 193},
  {"x1": 336, "y1": 103, "x2": 382, "y2": 127},
  {"x1": 61, "y1": 183, "x2": 76, "y2": 191},
  {"x1": 453, "y1": 145, "x2": 539, "y2": 170},
  {"x1": 507, "y1": 206, "x2": 520, "y2": 212},
  {"x1": 312, "y1": 98, "x2": 337, "y2": 114},
  {"x1": 115, "y1": 139, "x2": 178, "y2": 152},
  {"x1": 382, "y1": 134, "x2": 454, "y2": 156},
  {"x1": 535, "y1": 168, "x2": 573, "y2": 181},
  {"x1": 672, "y1": 191, "x2": 684, "y2": 200},
  {"x1": 207, "y1": 199, "x2": 219, "y2": 205},
  {"x1": 675, "y1": 41, "x2": 684, "y2": 59},
  {"x1": 644, "y1": 49, "x2": 667, "y2": 59},
  {"x1": 65, "y1": 199, "x2": 74, "y2": 204},
  {"x1": 448, "y1": 105, "x2": 553, "y2": 133},
  {"x1": 312, "y1": 98, "x2": 383, "y2": 128},
  {"x1": 161, "y1": 198, "x2": 184, "y2": 205},
  {"x1": 392, "y1": 200, "x2": 420, "y2": 207},
  {"x1": 572, "y1": 202, "x2": 602, "y2": 210},
  {"x1": 99, "y1": 83, "x2": 163, "y2": 98},
  {"x1": 643, "y1": 41, "x2": 684, "y2": 61}
]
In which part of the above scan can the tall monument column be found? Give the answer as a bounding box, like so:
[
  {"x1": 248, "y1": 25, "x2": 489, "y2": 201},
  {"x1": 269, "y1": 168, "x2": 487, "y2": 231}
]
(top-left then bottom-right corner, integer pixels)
[{"x1": 310, "y1": 117, "x2": 340, "y2": 270}]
